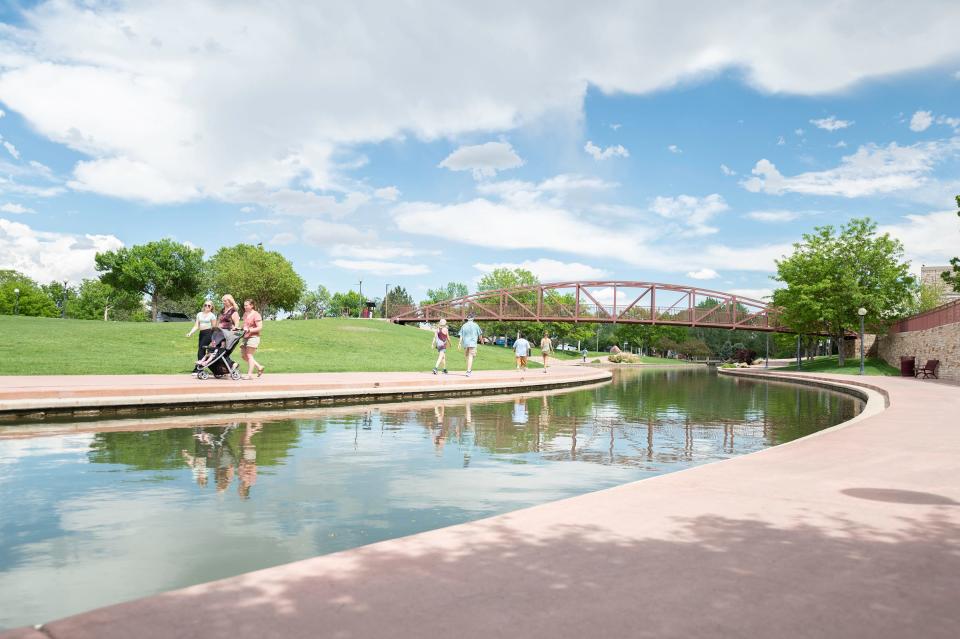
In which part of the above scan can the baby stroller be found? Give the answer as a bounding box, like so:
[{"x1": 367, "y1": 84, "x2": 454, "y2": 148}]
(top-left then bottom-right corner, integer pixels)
[{"x1": 196, "y1": 328, "x2": 243, "y2": 380}]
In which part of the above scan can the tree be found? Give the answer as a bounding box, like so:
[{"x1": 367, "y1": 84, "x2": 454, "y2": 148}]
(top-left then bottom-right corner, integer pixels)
[
  {"x1": 477, "y1": 268, "x2": 539, "y2": 340},
  {"x1": 424, "y1": 282, "x2": 469, "y2": 304},
  {"x1": 208, "y1": 243, "x2": 305, "y2": 313},
  {"x1": 70, "y1": 279, "x2": 147, "y2": 321},
  {"x1": 297, "y1": 285, "x2": 331, "y2": 319},
  {"x1": 383, "y1": 286, "x2": 414, "y2": 317},
  {"x1": 0, "y1": 270, "x2": 59, "y2": 317},
  {"x1": 941, "y1": 195, "x2": 960, "y2": 292},
  {"x1": 95, "y1": 239, "x2": 205, "y2": 321},
  {"x1": 330, "y1": 290, "x2": 364, "y2": 317},
  {"x1": 773, "y1": 218, "x2": 915, "y2": 367}
]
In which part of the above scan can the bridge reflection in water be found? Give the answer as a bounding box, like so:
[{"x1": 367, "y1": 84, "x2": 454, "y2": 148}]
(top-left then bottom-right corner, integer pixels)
[{"x1": 391, "y1": 281, "x2": 791, "y2": 332}]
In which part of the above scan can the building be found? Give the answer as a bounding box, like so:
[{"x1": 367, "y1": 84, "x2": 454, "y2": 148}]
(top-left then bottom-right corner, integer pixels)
[{"x1": 920, "y1": 265, "x2": 960, "y2": 304}]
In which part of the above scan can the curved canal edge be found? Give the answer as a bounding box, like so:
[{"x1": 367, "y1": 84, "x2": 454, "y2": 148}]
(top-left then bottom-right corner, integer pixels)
[
  {"x1": 4, "y1": 372, "x2": 959, "y2": 639},
  {"x1": 0, "y1": 367, "x2": 612, "y2": 423}
]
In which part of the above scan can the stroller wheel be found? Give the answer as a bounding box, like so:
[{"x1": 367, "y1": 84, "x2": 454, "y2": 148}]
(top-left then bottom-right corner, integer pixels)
[
  {"x1": 230, "y1": 369, "x2": 242, "y2": 381},
  {"x1": 197, "y1": 371, "x2": 209, "y2": 380}
]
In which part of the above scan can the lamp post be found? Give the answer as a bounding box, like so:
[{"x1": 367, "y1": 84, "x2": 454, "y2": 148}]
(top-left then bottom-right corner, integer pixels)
[
  {"x1": 13, "y1": 288, "x2": 19, "y2": 315},
  {"x1": 858, "y1": 307, "x2": 867, "y2": 375},
  {"x1": 796, "y1": 334, "x2": 801, "y2": 371},
  {"x1": 384, "y1": 283, "x2": 390, "y2": 319},
  {"x1": 765, "y1": 332, "x2": 769, "y2": 368}
]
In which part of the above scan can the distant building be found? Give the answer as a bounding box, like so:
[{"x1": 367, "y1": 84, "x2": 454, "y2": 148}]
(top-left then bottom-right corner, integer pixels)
[{"x1": 920, "y1": 265, "x2": 960, "y2": 304}]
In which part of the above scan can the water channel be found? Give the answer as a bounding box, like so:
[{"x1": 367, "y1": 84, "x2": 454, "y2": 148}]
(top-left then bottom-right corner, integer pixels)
[{"x1": 0, "y1": 367, "x2": 862, "y2": 629}]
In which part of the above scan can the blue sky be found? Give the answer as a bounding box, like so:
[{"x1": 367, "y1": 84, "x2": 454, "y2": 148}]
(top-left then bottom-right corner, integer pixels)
[{"x1": 1, "y1": 1, "x2": 959, "y2": 302}]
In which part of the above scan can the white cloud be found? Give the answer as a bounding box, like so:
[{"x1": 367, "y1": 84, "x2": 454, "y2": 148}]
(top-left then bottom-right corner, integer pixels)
[
  {"x1": 269, "y1": 232, "x2": 298, "y2": 246},
  {"x1": 474, "y1": 258, "x2": 607, "y2": 282},
  {"x1": 227, "y1": 186, "x2": 370, "y2": 218},
  {"x1": 2, "y1": 140, "x2": 20, "y2": 160},
  {"x1": 879, "y1": 210, "x2": 960, "y2": 266},
  {"x1": 686, "y1": 268, "x2": 718, "y2": 280},
  {"x1": 794, "y1": 128, "x2": 805, "y2": 136},
  {"x1": 374, "y1": 186, "x2": 401, "y2": 201},
  {"x1": 720, "y1": 164, "x2": 736, "y2": 176},
  {"x1": 330, "y1": 243, "x2": 437, "y2": 260},
  {"x1": 331, "y1": 259, "x2": 429, "y2": 276},
  {"x1": 234, "y1": 218, "x2": 280, "y2": 227},
  {"x1": 744, "y1": 210, "x2": 799, "y2": 223},
  {"x1": 610, "y1": 123, "x2": 621, "y2": 130},
  {"x1": 302, "y1": 219, "x2": 376, "y2": 245},
  {"x1": 438, "y1": 141, "x2": 523, "y2": 179},
  {"x1": 649, "y1": 193, "x2": 729, "y2": 236},
  {"x1": 0, "y1": 202, "x2": 34, "y2": 214},
  {"x1": 584, "y1": 141, "x2": 629, "y2": 160},
  {"x1": 0, "y1": 218, "x2": 123, "y2": 282},
  {"x1": 776, "y1": 136, "x2": 786, "y2": 146},
  {"x1": 667, "y1": 144, "x2": 682, "y2": 154},
  {"x1": 910, "y1": 110, "x2": 933, "y2": 132},
  {"x1": 810, "y1": 115, "x2": 853, "y2": 131},
  {"x1": 833, "y1": 140, "x2": 848, "y2": 148},
  {"x1": 239, "y1": 206, "x2": 255, "y2": 213},
  {"x1": 742, "y1": 139, "x2": 958, "y2": 198},
  {"x1": 1, "y1": 2, "x2": 959, "y2": 205}
]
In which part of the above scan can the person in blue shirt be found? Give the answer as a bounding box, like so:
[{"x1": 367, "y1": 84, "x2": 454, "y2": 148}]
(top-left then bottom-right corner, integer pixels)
[
  {"x1": 457, "y1": 313, "x2": 483, "y2": 377},
  {"x1": 513, "y1": 333, "x2": 531, "y2": 371}
]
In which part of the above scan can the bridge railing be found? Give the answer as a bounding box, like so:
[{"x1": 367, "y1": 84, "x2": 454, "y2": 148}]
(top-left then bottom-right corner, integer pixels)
[{"x1": 391, "y1": 303, "x2": 780, "y2": 329}]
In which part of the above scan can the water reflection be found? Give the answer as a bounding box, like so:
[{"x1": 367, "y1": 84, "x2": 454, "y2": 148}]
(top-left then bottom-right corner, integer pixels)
[{"x1": 0, "y1": 368, "x2": 861, "y2": 629}]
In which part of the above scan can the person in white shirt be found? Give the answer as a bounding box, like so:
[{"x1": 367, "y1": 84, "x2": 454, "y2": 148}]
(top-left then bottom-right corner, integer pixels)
[
  {"x1": 513, "y1": 334, "x2": 531, "y2": 371},
  {"x1": 187, "y1": 300, "x2": 218, "y2": 376}
]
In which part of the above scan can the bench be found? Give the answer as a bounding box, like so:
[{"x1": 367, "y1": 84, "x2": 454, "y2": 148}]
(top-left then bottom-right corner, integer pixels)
[{"x1": 917, "y1": 359, "x2": 940, "y2": 379}]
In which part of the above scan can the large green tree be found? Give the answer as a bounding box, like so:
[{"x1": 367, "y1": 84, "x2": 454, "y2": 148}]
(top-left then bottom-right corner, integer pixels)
[
  {"x1": 477, "y1": 268, "x2": 539, "y2": 341},
  {"x1": 773, "y1": 217, "x2": 915, "y2": 366},
  {"x1": 70, "y1": 279, "x2": 147, "y2": 321},
  {"x1": 330, "y1": 290, "x2": 364, "y2": 317},
  {"x1": 297, "y1": 285, "x2": 331, "y2": 319},
  {"x1": 0, "y1": 270, "x2": 59, "y2": 317},
  {"x1": 383, "y1": 286, "x2": 414, "y2": 317},
  {"x1": 424, "y1": 282, "x2": 469, "y2": 304},
  {"x1": 208, "y1": 243, "x2": 305, "y2": 313},
  {"x1": 95, "y1": 239, "x2": 205, "y2": 321}
]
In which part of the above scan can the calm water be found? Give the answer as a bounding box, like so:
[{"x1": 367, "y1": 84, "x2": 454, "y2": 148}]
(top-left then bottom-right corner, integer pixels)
[{"x1": 0, "y1": 368, "x2": 861, "y2": 629}]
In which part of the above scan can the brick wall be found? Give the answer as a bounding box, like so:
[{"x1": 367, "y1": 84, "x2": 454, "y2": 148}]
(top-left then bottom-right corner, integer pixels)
[{"x1": 875, "y1": 322, "x2": 960, "y2": 383}]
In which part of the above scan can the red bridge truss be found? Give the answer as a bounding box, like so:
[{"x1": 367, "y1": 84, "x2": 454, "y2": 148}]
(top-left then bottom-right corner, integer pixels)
[{"x1": 390, "y1": 281, "x2": 793, "y2": 332}]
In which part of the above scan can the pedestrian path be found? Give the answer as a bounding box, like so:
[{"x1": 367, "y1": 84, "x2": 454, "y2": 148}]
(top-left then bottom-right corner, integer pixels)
[{"x1": 0, "y1": 367, "x2": 611, "y2": 419}]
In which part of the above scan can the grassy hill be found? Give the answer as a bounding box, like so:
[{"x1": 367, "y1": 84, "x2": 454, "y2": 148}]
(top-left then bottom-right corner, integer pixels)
[
  {"x1": 0, "y1": 316, "x2": 543, "y2": 375},
  {"x1": 771, "y1": 355, "x2": 899, "y2": 376}
]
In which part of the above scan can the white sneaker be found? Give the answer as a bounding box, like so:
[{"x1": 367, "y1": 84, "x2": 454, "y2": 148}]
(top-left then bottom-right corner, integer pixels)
[{"x1": 466, "y1": 370, "x2": 472, "y2": 377}]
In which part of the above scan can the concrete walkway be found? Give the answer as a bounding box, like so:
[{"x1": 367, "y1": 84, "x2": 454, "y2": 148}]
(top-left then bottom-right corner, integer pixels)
[
  {"x1": 0, "y1": 367, "x2": 611, "y2": 419},
  {"x1": 3, "y1": 371, "x2": 959, "y2": 638}
]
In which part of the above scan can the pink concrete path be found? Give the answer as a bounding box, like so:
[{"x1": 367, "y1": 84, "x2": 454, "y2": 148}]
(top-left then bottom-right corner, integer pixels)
[
  {"x1": 0, "y1": 367, "x2": 611, "y2": 415},
  {"x1": 4, "y1": 372, "x2": 959, "y2": 639}
]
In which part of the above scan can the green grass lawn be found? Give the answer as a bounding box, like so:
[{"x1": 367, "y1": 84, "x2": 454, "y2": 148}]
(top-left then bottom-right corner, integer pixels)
[
  {"x1": 771, "y1": 354, "x2": 900, "y2": 376},
  {"x1": 0, "y1": 316, "x2": 541, "y2": 375}
]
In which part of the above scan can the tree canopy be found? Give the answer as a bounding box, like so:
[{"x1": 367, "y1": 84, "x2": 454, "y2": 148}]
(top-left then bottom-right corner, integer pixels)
[
  {"x1": 95, "y1": 239, "x2": 205, "y2": 320},
  {"x1": 424, "y1": 282, "x2": 469, "y2": 304},
  {"x1": 773, "y1": 217, "x2": 915, "y2": 366},
  {"x1": 0, "y1": 270, "x2": 59, "y2": 317},
  {"x1": 941, "y1": 195, "x2": 960, "y2": 292},
  {"x1": 207, "y1": 243, "x2": 305, "y2": 313},
  {"x1": 330, "y1": 290, "x2": 365, "y2": 317},
  {"x1": 296, "y1": 285, "x2": 331, "y2": 319}
]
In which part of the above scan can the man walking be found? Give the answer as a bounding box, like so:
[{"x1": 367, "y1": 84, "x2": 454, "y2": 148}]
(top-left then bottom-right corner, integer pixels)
[
  {"x1": 457, "y1": 313, "x2": 482, "y2": 377},
  {"x1": 514, "y1": 333, "x2": 531, "y2": 372}
]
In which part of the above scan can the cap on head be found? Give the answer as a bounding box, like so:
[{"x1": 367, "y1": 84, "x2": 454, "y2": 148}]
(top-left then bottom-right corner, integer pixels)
[
  {"x1": 439, "y1": 318, "x2": 447, "y2": 326},
  {"x1": 467, "y1": 312, "x2": 476, "y2": 320}
]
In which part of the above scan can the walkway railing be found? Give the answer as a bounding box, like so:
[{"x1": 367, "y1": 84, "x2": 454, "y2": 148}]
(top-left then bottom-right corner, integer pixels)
[{"x1": 890, "y1": 298, "x2": 960, "y2": 333}]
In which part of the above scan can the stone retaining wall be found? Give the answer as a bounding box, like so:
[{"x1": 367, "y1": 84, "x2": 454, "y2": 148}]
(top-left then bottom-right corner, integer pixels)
[{"x1": 875, "y1": 322, "x2": 960, "y2": 383}]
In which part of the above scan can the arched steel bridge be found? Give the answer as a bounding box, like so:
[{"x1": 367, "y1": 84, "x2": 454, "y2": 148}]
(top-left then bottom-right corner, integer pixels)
[{"x1": 390, "y1": 281, "x2": 791, "y2": 332}]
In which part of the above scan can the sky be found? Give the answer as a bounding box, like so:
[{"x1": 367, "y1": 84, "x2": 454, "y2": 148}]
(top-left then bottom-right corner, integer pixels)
[{"x1": 0, "y1": 0, "x2": 959, "y2": 303}]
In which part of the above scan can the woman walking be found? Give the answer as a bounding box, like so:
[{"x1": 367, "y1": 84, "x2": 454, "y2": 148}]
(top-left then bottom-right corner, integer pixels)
[
  {"x1": 540, "y1": 333, "x2": 553, "y2": 373},
  {"x1": 186, "y1": 300, "x2": 217, "y2": 376},
  {"x1": 241, "y1": 299, "x2": 265, "y2": 380},
  {"x1": 432, "y1": 318, "x2": 450, "y2": 375},
  {"x1": 220, "y1": 294, "x2": 241, "y2": 330}
]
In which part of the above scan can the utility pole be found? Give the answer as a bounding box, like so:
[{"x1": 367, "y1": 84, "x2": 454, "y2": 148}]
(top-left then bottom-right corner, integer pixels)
[{"x1": 384, "y1": 283, "x2": 390, "y2": 318}]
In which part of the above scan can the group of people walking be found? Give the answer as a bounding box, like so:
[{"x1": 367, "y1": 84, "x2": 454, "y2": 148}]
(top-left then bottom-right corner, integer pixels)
[
  {"x1": 431, "y1": 314, "x2": 555, "y2": 376},
  {"x1": 186, "y1": 294, "x2": 265, "y2": 380}
]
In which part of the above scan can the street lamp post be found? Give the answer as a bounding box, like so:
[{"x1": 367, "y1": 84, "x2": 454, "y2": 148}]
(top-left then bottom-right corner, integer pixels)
[
  {"x1": 765, "y1": 332, "x2": 769, "y2": 368},
  {"x1": 858, "y1": 307, "x2": 867, "y2": 375},
  {"x1": 384, "y1": 283, "x2": 390, "y2": 319},
  {"x1": 796, "y1": 334, "x2": 801, "y2": 371},
  {"x1": 13, "y1": 288, "x2": 19, "y2": 315}
]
